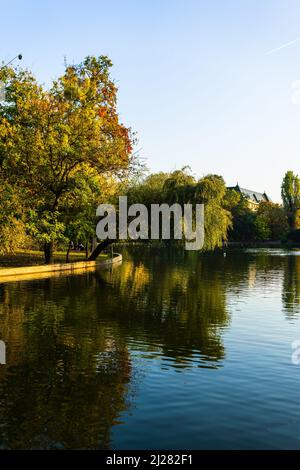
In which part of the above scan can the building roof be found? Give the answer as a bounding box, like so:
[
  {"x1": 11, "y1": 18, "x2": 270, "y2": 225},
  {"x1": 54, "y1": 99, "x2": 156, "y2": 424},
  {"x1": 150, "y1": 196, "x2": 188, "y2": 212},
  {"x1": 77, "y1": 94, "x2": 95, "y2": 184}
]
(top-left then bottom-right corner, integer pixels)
[{"x1": 228, "y1": 184, "x2": 271, "y2": 203}]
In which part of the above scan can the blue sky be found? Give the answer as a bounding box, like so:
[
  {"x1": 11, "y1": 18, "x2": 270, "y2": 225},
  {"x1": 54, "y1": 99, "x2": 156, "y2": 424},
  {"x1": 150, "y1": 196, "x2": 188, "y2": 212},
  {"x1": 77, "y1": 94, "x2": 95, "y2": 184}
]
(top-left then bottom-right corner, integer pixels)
[{"x1": 2, "y1": 0, "x2": 300, "y2": 201}]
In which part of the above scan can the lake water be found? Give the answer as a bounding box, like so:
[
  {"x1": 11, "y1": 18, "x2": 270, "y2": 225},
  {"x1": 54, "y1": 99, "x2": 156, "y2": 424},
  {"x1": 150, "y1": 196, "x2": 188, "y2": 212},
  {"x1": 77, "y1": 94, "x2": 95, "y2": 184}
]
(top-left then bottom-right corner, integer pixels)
[{"x1": 0, "y1": 247, "x2": 300, "y2": 449}]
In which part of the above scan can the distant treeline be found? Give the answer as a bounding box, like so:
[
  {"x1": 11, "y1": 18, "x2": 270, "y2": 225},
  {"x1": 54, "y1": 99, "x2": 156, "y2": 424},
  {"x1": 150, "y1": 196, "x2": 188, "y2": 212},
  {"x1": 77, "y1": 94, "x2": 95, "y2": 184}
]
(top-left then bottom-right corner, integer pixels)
[{"x1": 125, "y1": 167, "x2": 300, "y2": 245}]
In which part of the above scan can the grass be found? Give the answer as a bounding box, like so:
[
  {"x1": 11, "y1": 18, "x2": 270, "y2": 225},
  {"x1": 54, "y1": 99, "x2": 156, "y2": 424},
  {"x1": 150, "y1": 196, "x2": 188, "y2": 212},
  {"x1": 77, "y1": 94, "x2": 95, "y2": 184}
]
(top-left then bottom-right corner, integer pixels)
[{"x1": 0, "y1": 249, "x2": 109, "y2": 269}]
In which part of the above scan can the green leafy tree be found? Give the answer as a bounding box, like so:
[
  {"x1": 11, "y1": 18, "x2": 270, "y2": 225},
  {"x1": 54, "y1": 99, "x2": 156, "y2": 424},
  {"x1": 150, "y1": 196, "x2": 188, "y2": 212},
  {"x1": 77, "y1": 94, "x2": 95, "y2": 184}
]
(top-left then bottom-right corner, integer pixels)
[
  {"x1": 163, "y1": 166, "x2": 196, "y2": 204},
  {"x1": 256, "y1": 201, "x2": 289, "y2": 240},
  {"x1": 281, "y1": 171, "x2": 300, "y2": 229},
  {"x1": 126, "y1": 171, "x2": 170, "y2": 206},
  {"x1": 26, "y1": 210, "x2": 67, "y2": 261},
  {"x1": 62, "y1": 170, "x2": 119, "y2": 261},
  {"x1": 0, "y1": 182, "x2": 25, "y2": 253},
  {"x1": 253, "y1": 214, "x2": 271, "y2": 240},
  {"x1": 223, "y1": 189, "x2": 256, "y2": 241}
]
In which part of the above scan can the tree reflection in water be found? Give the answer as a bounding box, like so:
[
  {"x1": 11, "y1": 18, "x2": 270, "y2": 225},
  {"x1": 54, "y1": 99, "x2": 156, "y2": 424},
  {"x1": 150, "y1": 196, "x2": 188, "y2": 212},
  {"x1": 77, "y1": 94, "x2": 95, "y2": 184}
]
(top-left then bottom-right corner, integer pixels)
[
  {"x1": 97, "y1": 247, "x2": 230, "y2": 366},
  {"x1": 0, "y1": 277, "x2": 131, "y2": 449},
  {"x1": 282, "y1": 253, "x2": 300, "y2": 318},
  {"x1": 0, "y1": 246, "x2": 299, "y2": 448}
]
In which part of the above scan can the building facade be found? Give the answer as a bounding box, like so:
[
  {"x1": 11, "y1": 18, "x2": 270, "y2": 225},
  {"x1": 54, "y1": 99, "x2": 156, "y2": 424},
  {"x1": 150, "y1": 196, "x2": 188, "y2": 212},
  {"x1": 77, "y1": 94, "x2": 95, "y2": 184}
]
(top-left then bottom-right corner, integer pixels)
[{"x1": 228, "y1": 184, "x2": 271, "y2": 211}]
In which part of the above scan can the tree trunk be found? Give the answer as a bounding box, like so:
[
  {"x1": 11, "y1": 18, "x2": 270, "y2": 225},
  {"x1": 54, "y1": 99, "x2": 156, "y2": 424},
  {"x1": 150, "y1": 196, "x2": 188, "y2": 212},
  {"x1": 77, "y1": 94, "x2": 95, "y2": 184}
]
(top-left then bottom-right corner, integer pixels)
[
  {"x1": 66, "y1": 241, "x2": 72, "y2": 263},
  {"x1": 44, "y1": 242, "x2": 54, "y2": 264},
  {"x1": 88, "y1": 239, "x2": 113, "y2": 261},
  {"x1": 85, "y1": 242, "x2": 89, "y2": 260}
]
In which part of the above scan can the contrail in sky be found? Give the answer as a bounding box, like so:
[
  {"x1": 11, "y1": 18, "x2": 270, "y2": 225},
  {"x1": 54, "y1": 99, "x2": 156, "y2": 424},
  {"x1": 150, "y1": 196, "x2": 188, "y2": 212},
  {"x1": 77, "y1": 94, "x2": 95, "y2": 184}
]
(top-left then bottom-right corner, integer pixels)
[{"x1": 266, "y1": 37, "x2": 300, "y2": 55}]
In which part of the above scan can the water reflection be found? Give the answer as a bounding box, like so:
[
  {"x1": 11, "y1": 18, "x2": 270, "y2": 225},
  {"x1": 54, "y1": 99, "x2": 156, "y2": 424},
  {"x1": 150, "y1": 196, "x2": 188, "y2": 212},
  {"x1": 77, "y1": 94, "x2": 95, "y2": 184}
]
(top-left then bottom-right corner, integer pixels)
[
  {"x1": 282, "y1": 255, "x2": 300, "y2": 318},
  {"x1": 98, "y1": 248, "x2": 230, "y2": 366},
  {"x1": 0, "y1": 277, "x2": 131, "y2": 449},
  {"x1": 0, "y1": 247, "x2": 299, "y2": 449}
]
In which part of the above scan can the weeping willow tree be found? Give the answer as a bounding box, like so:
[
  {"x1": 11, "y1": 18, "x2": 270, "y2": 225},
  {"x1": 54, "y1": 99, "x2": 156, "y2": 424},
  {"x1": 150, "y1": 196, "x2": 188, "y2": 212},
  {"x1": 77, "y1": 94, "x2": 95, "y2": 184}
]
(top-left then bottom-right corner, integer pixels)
[
  {"x1": 126, "y1": 168, "x2": 231, "y2": 250},
  {"x1": 193, "y1": 174, "x2": 231, "y2": 250}
]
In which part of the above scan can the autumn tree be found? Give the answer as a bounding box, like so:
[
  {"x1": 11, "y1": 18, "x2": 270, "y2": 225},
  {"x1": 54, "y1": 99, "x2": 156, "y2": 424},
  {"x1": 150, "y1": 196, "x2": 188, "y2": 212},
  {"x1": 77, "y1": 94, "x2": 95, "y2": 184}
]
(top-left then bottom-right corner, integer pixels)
[{"x1": 0, "y1": 56, "x2": 134, "y2": 263}]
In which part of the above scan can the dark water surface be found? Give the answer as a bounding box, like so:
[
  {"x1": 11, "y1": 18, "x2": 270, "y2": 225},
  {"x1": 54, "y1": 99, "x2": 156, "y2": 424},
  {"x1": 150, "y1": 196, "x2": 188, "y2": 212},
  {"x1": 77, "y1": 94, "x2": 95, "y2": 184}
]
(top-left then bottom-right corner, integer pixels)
[{"x1": 0, "y1": 247, "x2": 300, "y2": 449}]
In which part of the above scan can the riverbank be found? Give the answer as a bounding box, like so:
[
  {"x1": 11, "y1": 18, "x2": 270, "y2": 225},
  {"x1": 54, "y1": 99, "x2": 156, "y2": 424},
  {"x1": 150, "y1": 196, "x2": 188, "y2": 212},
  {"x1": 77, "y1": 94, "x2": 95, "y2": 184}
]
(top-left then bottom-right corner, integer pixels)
[
  {"x1": 0, "y1": 249, "x2": 109, "y2": 268},
  {"x1": 0, "y1": 250, "x2": 122, "y2": 283}
]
